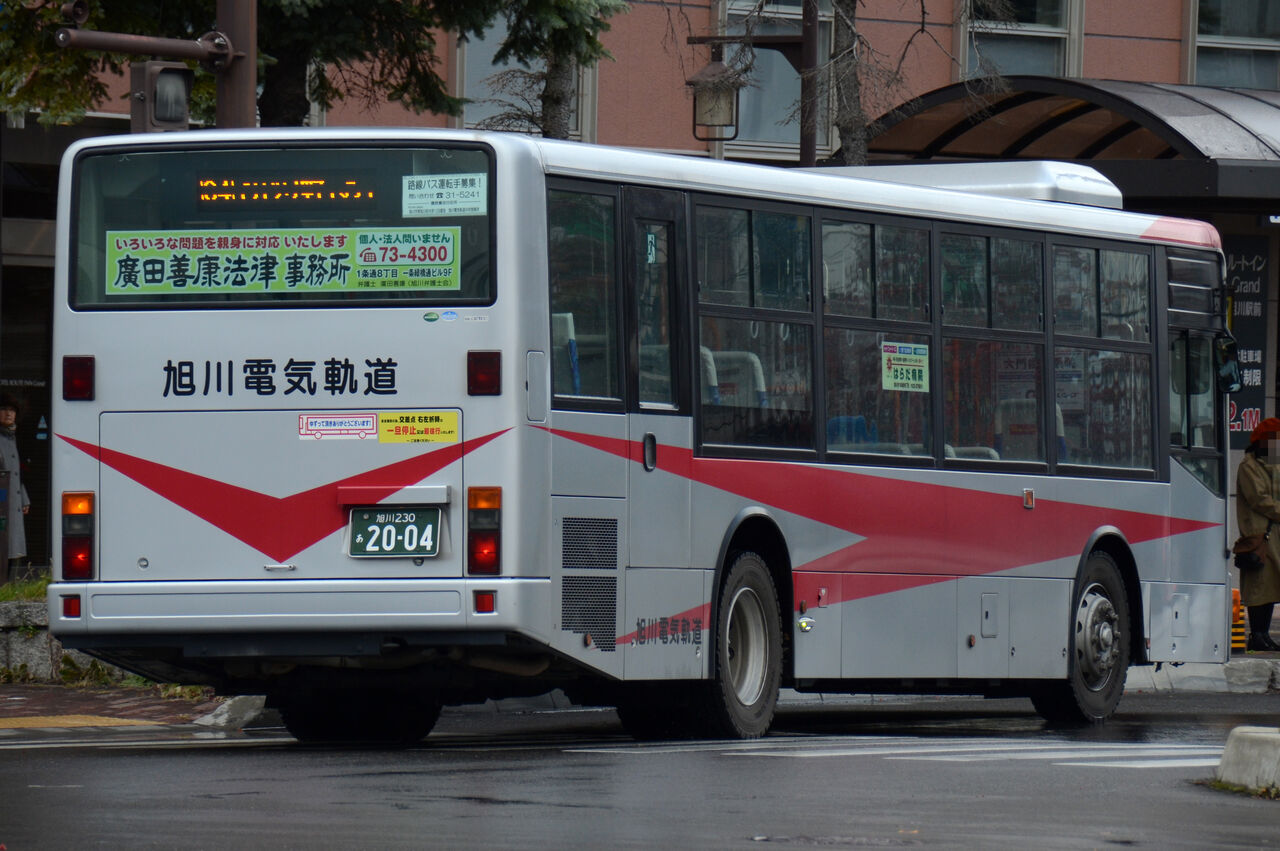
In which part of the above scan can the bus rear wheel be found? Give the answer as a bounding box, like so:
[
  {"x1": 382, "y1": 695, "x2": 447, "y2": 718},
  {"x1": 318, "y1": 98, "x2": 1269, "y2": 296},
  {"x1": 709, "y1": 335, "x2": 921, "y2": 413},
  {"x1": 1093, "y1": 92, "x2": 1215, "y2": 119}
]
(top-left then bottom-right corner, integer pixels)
[
  {"x1": 698, "y1": 551, "x2": 782, "y2": 739},
  {"x1": 282, "y1": 689, "x2": 441, "y2": 745},
  {"x1": 1031, "y1": 551, "x2": 1130, "y2": 725}
]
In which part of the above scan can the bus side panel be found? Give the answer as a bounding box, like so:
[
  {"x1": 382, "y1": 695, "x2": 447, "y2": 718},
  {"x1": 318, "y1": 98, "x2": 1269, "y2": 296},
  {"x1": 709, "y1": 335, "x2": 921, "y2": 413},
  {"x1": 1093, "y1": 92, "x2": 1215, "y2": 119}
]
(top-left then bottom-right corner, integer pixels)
[
  {"x1": 621, "y1": 567, "x2": 709, "y2": 679},
  {"x1": 550, "y1": 412, "x2": 627, "y2": 498},
  {"x1": 1168, "y1": 464, "x2": 1231, "y2": 586},
  {"x1": 956, "y1": 576, "x2": 1010, "y2": 678},
  {"x1": 1008, "y1": 577, "x2": 1071, "y2": 678},
  {"x1": 840, "y1": 579, "x2": 959, "y2": 678},
  {"x1": 1145, "y1": 581, "x2": 1228, "y2": 663}
]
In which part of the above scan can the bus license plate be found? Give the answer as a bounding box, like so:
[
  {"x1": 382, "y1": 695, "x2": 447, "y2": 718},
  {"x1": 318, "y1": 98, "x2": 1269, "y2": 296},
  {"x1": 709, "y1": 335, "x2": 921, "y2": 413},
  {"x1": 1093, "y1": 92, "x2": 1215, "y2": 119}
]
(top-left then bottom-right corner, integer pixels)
[{"x1": 348, "y1": 507, "x2": 441, "y2": 558}]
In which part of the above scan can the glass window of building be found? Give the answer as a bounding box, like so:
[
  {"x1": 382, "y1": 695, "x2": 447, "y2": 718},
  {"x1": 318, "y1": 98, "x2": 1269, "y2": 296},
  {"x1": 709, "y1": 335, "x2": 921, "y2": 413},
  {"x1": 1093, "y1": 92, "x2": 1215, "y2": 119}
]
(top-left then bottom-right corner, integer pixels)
[
  {"x1": 1196, "y1": 0, "x2": 1280, "y2": 88},
  {"x1": 725, "y1": 0, "x2": 834, "y2": 160},
  {"x1": 460, "y1": 19, "x2": 584, "y2": 136},
  {"x1": 966, "y1": 0, "x2": 1081, "y2": 77}
]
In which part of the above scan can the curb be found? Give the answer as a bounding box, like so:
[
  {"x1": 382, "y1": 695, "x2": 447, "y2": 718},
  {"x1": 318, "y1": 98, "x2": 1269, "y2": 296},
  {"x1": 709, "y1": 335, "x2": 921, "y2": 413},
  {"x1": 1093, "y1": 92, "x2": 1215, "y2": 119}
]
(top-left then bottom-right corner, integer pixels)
[{"x1": 1217, "y1": 726, "x2": 1280, "y2": 794}]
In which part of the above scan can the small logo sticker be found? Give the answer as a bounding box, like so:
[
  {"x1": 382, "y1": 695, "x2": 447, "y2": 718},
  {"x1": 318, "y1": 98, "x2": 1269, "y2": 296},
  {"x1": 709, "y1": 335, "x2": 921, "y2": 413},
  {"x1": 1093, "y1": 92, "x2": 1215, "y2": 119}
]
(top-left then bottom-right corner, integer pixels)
[
  {"x1": 423, "y1": 312, "x2": 440, "y2": 323},
  {"x1": 442, "y1": 310, "x2": 459, "y2": 321}
]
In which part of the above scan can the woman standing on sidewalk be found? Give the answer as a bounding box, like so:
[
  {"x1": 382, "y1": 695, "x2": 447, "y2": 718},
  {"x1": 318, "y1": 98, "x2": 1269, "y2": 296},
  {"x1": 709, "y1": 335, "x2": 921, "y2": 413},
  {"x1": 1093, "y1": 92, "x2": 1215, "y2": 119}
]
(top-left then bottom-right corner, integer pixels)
[{"x1": 1236, "y1": 417, "x2": 1280, "y2": 651}]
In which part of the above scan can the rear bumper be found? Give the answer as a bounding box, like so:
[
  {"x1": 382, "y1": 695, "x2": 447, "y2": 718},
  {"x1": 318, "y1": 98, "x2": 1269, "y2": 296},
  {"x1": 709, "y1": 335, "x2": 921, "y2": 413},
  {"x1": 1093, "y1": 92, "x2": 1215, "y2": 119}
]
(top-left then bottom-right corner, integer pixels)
[{"x1": 47, "y1": 577, "x2": 553, "y2": 646}]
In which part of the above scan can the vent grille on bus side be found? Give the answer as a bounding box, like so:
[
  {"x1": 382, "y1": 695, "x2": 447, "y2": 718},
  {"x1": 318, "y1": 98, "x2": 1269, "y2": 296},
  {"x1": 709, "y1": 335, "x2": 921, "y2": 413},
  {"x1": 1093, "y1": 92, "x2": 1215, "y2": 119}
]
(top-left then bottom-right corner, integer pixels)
[
  {"x1": 561, "y1": 576, "x2": 618, "y2": 652},
  {"x1": 562, "y1": 518, "x2": 619, "y2": 570}
]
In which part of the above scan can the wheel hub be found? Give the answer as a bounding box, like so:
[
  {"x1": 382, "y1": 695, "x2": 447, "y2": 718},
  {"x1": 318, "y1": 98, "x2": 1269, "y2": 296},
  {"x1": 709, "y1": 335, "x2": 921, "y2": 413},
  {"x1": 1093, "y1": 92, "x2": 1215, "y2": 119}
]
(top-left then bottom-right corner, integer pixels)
[{"x1": 1076, "y1": 583, "x2": 1120, "y2": 691}]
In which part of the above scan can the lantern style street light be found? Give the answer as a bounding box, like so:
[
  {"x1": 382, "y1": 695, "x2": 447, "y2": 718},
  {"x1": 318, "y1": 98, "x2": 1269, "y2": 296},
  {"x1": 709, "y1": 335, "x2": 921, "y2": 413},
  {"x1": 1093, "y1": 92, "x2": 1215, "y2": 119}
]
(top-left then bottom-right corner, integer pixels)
[{"x1": 686, "y1": 45, "x2": 744, "y2": 142}]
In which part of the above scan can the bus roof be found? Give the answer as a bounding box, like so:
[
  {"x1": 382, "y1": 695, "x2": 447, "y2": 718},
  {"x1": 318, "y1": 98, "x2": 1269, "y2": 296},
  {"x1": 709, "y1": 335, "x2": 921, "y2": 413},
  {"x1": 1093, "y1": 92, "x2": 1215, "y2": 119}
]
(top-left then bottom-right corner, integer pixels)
[
  {"x1": 62, "y1": 128, "x2": 1221, "y2": 252},
  {"x1": 804, "y1": 161, "x2": 1125, "y2": 210}
]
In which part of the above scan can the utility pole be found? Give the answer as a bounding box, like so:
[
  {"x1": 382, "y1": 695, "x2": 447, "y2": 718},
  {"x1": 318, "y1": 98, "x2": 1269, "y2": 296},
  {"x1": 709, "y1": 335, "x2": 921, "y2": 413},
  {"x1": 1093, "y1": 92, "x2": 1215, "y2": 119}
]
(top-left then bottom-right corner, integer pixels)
[{"x1": 55, "y1": 0, "x2": 257, "y2": 130}]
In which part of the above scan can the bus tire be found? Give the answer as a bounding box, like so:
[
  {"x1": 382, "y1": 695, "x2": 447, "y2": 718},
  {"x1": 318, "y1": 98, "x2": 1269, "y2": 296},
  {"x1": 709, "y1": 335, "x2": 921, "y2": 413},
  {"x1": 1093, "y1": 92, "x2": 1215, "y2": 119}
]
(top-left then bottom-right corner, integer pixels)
[
  {"x1": 699, "y1": 551, "x2": 782, "y2": 739},
  {"x1": 1031, "y1": 550, "x2": 1130, "y2": 725},
  {"x1": 282, "y1": 690, "x2": 441, "y2": 745}
]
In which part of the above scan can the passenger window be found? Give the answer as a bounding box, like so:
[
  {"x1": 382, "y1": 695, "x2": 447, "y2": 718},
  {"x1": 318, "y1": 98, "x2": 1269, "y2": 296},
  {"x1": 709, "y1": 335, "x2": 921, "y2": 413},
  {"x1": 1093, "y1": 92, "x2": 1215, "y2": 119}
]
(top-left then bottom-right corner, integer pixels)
[
  {"x1": 754, "y1": 212, "x2": 811, "y2": 311},
  {"x1": 1056, "y1": 347, "x2": 1152, "y2": 469},
  {"x1": 876, "y1": 225, "x2": 929, "y2": 322},
  {"x1": 696, "y1": 207, "x2": 750, "y2": 306},
  {"x1": 700, "y1": 316, "x2": 813, "y2": 449},
  {"x1": 1052, "y1": 245, "x2": 1098, "y2": 336},
  {"x1": 822, "y1": 221, "x2": 872, "y2": 317},
  {"x1": 941, "y1": 234, "x2": 989, "y2": 327},
  {"x1": 548, "y1": 190, "x2": 621, "y2": 401},
  {"x1": 1100, "y1": 249, "x2": 1150, "y2": 341},
  {"x1": 944, "y1": 340, "x2": 1047, "y2": 462},
  {"x1": 825, "y1": 329, "x2": 931, "y2": 456},
  {"x1": 991, "y1": 238, "x2": 1043, "y2": 331},
  {"x1": 698, "y1": 206, "x2": 811, "y2": 312}
]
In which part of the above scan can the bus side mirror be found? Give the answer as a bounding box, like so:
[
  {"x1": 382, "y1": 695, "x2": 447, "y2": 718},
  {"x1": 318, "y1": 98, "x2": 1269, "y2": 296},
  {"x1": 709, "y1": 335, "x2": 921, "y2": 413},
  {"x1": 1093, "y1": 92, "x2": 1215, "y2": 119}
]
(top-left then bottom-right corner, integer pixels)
[{"x1": 1215, "y1": 334, "x2": 1242, "y2": 394}]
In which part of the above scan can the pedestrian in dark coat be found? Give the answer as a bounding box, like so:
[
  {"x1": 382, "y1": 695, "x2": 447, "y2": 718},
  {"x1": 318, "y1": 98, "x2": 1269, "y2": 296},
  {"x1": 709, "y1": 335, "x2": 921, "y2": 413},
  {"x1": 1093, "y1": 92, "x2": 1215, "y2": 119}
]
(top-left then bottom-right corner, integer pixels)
[{"x1": 1236, "y1": 417, "x2": 1280, "y2": 651}]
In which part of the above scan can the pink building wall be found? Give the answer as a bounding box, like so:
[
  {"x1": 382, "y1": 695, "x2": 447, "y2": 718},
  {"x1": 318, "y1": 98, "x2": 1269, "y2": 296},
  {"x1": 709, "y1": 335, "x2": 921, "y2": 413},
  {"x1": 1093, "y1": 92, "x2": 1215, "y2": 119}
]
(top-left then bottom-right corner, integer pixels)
[{"x1": 84, "y1": 2, "x2": 1196, "y2": 154}]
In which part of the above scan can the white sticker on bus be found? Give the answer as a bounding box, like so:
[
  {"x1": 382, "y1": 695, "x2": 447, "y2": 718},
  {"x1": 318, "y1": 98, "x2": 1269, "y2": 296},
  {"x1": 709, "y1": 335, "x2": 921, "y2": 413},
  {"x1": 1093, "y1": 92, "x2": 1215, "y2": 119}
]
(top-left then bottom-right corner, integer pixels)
[
  {"x1": 402, "y1": 173, "x2": 488, "y2": 218},
  {"x1": 298, "y1": 413, "x2": 378, "y2": 440}
]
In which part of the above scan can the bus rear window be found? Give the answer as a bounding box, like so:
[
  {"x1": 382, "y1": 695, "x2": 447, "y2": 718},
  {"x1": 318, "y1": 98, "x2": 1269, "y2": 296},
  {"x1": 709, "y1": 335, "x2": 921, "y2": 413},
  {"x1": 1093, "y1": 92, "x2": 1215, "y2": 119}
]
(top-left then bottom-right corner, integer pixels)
[{"x1": 72, "y1": 144, "x2": 495, "y2": 309}]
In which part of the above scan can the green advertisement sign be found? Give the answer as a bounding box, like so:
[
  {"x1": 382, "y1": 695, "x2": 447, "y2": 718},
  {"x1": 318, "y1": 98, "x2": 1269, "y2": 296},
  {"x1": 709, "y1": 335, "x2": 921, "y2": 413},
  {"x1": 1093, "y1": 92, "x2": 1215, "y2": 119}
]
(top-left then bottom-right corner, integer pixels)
[
  {"x1": 882, "y1": 342, "x2": 929, "y2": 392},
  {"x1": 105, "y1": 227, "x2": 461, "y2": 296}
]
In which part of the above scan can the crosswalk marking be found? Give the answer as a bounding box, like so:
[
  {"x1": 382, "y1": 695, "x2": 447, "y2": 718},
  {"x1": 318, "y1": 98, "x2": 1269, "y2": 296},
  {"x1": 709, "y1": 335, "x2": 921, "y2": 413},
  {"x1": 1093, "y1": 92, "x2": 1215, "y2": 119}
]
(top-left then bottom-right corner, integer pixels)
[
  {"x1": 568, "y1": 735, "x2": 1224, "y2": 770},
  {"x1": 1058, "y1": 758, "x2": 1223, "y2": 769}
]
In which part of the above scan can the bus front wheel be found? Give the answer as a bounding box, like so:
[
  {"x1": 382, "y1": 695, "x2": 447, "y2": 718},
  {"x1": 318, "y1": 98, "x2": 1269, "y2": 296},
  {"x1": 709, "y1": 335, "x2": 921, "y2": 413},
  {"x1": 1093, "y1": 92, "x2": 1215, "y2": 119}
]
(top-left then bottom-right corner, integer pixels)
[
  {"x1": 700, "y1": 551, "x2": 782, "y2": 739},
  {"x1": 1032, "y1": 550, "x2": 1130, "y2": 724}
]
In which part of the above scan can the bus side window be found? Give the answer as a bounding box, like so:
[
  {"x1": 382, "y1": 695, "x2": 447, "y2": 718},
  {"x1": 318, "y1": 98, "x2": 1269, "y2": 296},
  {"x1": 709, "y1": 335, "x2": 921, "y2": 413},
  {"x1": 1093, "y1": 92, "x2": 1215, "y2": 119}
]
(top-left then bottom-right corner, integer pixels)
[
  {"x1": 700, "y1": 346, "x2": 720, "y2": 404},
  {"x1": 700, "y1": 316, "x2": 813, "y2": 450},
  {"x1": 548, "y1": 189, "x2": 621, "y2": 402},
  {"x1": 552, "y1": 312, "x2": 581, "y2": 395}
]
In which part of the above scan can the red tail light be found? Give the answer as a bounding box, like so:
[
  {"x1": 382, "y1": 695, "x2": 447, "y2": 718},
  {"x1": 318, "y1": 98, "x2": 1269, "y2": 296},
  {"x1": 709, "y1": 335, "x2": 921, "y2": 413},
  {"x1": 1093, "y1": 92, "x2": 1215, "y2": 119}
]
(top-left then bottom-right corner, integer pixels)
[
  {"x1": 63, "y1": 537, "x2": 93, "y2": 580},
  {"x1": 63, "y1": 356, "x2": 96, "y2": 401},
  {"x1": 467, "y1": 351, "x2": 501, "y2": 395},
  {"x1": 62, "y1": 491, "x2": 94, "y2": 580},
  {"x1": 62, "y1": 596, "x2": 82, "y2": 618},
  {"x1": 468, "y1": 531, "x2": 500, "y2": 575},
  {"x1": 467, "y1": 486, "x2": 501, "y2": 575},
  {"x1": 473, "y1": 590, "x2": 496, "y2": 614}
]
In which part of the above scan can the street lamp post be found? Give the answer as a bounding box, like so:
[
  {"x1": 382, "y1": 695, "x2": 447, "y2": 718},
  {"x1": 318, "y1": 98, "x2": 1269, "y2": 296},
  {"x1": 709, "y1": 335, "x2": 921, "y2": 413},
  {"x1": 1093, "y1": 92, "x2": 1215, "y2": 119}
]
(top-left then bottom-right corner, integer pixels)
[{"x1": 55, "y1": 0, "x2": 257, "y2": 130}]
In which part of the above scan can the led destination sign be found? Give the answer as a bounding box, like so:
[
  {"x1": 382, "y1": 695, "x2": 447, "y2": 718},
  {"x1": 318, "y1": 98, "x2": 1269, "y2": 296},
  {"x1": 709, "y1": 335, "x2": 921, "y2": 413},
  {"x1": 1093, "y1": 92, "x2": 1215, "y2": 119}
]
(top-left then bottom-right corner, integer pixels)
[{"x1": 197, "y1": 173, "x2": 377, "y2": 210}]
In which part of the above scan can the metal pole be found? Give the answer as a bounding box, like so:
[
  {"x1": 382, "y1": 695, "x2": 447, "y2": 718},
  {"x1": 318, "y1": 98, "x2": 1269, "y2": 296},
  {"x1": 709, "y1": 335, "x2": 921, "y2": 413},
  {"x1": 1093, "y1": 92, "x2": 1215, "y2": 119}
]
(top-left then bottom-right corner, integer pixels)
[
  {"x1": 55, "y1": 28, "x2": 217, "y2": 60},
  {"x1": 215, "y1": 0, "x2": 257, "y2": 128},
  {"x1": 800, "y1": 0, "x2": 818, "y2": 166}
]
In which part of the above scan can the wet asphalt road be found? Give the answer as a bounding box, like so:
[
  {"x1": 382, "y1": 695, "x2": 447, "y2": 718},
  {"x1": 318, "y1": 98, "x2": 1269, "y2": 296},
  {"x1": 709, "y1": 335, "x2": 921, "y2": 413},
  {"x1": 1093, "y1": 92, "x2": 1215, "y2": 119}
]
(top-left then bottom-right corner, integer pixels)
[{"x1": 1, "y1": 692, "x2": 1276, "y2": 849}]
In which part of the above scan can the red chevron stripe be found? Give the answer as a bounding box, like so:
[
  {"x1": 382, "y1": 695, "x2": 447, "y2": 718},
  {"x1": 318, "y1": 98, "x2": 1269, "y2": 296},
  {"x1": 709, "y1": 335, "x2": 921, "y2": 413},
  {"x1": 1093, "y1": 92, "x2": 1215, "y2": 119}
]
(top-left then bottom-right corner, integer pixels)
[{"x1": 58, "y1": 429, "x2": 508, "y2": 562}]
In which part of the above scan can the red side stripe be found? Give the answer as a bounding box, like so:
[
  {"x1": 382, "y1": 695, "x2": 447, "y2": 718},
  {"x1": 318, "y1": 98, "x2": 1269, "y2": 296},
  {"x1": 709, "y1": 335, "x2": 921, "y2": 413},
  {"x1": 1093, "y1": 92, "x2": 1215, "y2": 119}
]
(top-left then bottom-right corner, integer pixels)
[{"x1": 543, "y1": 427, "x2": 1219, "y2": 590}]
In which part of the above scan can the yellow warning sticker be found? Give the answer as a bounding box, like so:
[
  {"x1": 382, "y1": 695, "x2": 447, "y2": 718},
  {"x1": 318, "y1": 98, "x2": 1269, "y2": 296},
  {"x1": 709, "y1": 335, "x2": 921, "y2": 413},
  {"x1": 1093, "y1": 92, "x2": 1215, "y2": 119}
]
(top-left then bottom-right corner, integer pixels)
[{"x1": 377, "y1": 411, "x2": 460, "y2": 443}]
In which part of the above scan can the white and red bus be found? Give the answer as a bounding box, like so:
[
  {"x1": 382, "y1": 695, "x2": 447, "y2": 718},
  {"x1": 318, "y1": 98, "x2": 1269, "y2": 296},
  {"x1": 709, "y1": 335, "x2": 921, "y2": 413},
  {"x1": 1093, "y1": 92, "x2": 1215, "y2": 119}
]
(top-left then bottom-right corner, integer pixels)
[{"x1": 48, "y1": 129, "x2": 1237, "y2": 742}]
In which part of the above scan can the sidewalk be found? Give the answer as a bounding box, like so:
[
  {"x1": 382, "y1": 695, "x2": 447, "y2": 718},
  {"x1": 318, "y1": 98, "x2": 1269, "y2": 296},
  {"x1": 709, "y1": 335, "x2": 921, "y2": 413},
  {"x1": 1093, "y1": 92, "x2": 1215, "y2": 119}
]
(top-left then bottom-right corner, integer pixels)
[
  {"x1": 0, "y1": 683, "x2": 224, "y2": 731},
  {"x1": 1, "y1": 652, "x2": 1276, "y2": 733}
]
